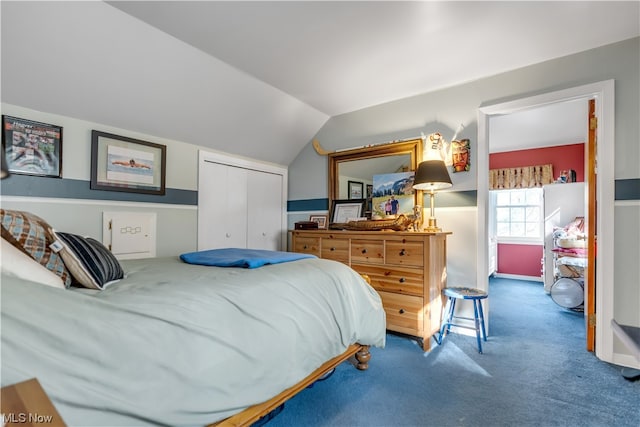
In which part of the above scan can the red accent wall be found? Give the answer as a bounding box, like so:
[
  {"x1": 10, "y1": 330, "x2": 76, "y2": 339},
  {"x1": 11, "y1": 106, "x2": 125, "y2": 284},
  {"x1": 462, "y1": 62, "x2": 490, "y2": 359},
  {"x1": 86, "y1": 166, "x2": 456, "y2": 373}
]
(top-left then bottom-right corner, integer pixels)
[
  {"x1": 490, "y1": 143, "x2": 584, "y2": 278},
  {"x1": 497, "y1": 244, "x2": 543, "y2": 277},
  {"x1": 490, "y1": 143, "x2": 585, "y2": 182}
]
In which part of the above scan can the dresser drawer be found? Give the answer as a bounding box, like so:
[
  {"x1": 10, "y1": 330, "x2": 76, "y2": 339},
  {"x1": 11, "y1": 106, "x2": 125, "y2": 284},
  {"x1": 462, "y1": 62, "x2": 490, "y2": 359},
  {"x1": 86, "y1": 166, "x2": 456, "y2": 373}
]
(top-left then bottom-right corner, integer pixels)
[
  {"x1": 378, "y1": 290, "x2": 424, "y2": 336},
  {"x1": 385, "y1": 240, "x2": 424, "y2": 267},
  {"x1": 352, "y1": 264, "x2": 424, "y2": 296},
  {"x1": 320, "y1": 237, "x2": 350, "y2": 263},
  {"x1": 350, "y1": 240, "x2": 384, "y2": 264},
  {"x1": 293, "y1": 236, "x2": 320, "y2": 256}
]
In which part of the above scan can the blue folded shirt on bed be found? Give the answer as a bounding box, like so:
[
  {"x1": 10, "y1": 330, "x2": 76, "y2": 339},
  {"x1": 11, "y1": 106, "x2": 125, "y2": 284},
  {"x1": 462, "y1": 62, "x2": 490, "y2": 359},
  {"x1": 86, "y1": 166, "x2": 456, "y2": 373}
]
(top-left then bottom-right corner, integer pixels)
[{"x1": 180, "y1": 248, "x2": 316, "y2": 269}]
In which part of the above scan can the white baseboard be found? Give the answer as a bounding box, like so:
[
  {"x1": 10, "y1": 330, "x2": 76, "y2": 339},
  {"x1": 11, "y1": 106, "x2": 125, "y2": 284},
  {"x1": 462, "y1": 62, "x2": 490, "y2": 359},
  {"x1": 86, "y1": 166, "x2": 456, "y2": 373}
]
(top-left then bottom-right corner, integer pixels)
[{"x1": 493, "y1": 273, "x2": 543, "y2": 282}]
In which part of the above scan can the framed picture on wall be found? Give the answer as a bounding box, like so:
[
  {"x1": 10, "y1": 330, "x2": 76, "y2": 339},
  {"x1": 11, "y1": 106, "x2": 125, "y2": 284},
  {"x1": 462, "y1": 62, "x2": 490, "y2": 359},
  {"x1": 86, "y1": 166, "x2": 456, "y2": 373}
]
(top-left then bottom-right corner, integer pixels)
[
  {"x1": 348, "y1": 180, "x2": 364, "y2": 199},
  {"x1": 90, "y1": 130, "x2": 166, "y2": 195},
  {"x1": 1, "y1": 115, "x2": 63, "y2": 178}
]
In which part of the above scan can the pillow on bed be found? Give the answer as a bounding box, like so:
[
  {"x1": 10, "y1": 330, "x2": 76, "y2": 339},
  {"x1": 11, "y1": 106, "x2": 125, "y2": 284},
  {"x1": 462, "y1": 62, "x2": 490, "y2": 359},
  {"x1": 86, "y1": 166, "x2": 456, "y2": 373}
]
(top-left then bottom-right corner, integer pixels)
[
  {"x1": 0, "y1": 209, "x2": 72, "y2": 287},
  {"x1": 1, "y1": 237, "x2": 65, "y2": 289},
  {"x1": 52, "y1": 231, "x2": 124, "y2": 290}
]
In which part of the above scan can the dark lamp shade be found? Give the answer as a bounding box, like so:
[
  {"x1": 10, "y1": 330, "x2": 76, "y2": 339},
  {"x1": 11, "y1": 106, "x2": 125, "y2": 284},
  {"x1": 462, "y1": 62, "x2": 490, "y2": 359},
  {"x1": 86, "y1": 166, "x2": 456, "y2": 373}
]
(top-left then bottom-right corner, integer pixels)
[{"x1": 412, "y1": 160, "x2": 452, "y2": 191}]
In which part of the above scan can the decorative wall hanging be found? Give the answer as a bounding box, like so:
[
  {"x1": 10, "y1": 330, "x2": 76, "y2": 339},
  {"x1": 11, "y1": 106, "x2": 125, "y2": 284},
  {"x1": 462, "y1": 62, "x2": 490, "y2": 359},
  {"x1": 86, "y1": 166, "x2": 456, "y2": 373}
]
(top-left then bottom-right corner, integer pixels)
[
  {"x1": 489, "y1": 164, "x2": 553, "y2": 190},
  {"x1": 91, "y1": 130, "x2": 166, "y2": 195},
  {"x1": 2, "y1": 115, "x2": 62, "y2": 178},
  {"x1": 451, "y1": 139, "x2": 470, "y2": 173}
]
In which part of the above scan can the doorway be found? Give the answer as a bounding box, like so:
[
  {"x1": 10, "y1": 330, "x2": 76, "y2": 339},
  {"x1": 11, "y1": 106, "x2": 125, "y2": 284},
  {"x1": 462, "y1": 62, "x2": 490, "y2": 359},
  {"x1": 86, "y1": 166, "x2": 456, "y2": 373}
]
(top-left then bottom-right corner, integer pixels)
[
  {"x1": 486, "y1": 100, "x2": 589, "y2": 333},
  {"x1": 477, "y1": 81, "x2": 616, "y2": 363}
]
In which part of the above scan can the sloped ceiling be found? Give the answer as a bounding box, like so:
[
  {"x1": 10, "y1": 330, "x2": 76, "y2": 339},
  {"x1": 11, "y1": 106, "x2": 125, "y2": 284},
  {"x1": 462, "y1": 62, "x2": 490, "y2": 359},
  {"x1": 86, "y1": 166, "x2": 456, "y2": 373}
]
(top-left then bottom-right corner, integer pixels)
[{"x1": 2, "y1": 1, "x2": 639, "y2": 165}]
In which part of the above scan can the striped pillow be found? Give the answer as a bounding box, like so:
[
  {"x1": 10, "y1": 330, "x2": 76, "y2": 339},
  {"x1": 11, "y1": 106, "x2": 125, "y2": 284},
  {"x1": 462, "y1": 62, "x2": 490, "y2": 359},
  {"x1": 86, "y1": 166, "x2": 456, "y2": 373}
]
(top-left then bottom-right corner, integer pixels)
[{"x1": 53, "y1": 231, "x2": 124, "y2": 290}]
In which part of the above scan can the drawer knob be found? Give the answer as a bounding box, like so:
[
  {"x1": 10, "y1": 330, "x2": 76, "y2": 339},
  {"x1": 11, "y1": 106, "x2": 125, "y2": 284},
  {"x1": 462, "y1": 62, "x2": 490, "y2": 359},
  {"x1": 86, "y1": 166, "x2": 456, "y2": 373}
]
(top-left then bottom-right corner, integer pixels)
[
  {"x1": 303, "y1": 245, "x2": 308, "y2": 249},
  {"x1": 399, "y1": 249, "x2": 406, "y2": 256},
  {"x1": 384, "y1": 271, "x2": 391, "y2": 276},
  {"x1": 362, "y1": 249, "x2": 367, "y2": 254},
  {"x1": 399, "y1": 309, "x2": 405, "y2": 314},
  {"x1": 330, "y1": 247, "x2": 336, "y2": 251},
  {"x1": 399, "y1": 277, "x2": 406, "y2": 283}
]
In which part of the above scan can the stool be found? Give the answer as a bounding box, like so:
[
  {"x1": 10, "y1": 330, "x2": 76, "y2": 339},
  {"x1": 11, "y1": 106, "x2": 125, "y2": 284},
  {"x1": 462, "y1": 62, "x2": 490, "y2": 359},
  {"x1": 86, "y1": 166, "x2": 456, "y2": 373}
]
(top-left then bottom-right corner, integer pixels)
[{"x1": 437, "y1": 287, "x2": 488, "y2": 353}]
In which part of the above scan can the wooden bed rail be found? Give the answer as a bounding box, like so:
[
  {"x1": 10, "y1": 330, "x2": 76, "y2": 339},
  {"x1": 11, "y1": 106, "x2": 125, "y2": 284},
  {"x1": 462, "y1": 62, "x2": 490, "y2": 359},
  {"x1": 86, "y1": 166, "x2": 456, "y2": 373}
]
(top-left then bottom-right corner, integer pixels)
[{"x1": 211, "y1": 344, "x2": 371, "y2": 427}]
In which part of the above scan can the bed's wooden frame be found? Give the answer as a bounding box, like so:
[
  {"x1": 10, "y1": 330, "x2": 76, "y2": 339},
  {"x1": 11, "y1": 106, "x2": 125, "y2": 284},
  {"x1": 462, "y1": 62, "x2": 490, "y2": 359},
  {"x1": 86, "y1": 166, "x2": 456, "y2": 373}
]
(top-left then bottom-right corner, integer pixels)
[{"x1": 210, "y1": 344, "x2": 371, "y2": 427}]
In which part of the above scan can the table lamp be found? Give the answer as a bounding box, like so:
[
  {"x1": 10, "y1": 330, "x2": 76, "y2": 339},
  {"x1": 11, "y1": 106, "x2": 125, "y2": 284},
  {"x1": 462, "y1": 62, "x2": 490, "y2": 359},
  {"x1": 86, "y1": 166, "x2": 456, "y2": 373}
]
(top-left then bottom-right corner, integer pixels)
[{"x1": 413, "y1": 159, "x2": 452, "y2": 232}]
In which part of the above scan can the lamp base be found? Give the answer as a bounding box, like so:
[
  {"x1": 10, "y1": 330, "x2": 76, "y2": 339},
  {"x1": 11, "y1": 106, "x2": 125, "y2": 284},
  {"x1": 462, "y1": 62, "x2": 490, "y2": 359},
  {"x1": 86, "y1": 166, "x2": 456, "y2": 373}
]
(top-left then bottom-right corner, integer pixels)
[{"x1": 422, "y1": 218, "x2": 442, "y2": 233}]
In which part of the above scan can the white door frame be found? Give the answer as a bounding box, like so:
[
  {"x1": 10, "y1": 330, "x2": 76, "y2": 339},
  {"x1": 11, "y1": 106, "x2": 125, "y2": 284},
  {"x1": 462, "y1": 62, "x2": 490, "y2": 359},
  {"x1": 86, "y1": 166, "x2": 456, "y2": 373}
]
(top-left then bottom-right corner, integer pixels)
[{"x1": 477, "y1": 80, "x2": 615, "y2": 363}]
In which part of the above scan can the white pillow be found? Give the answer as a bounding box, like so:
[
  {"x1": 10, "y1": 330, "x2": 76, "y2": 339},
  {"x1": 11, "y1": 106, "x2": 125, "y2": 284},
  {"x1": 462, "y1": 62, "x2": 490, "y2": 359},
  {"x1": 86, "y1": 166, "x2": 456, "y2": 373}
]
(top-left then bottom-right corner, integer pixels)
[{"x1": 1, "y1": 237, "x2": 65, "y2": 289}]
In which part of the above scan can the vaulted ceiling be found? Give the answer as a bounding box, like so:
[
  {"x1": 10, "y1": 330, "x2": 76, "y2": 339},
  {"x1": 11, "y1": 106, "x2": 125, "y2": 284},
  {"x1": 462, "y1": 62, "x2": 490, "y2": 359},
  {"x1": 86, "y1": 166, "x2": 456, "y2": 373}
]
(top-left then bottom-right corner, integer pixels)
[{"x1": 2, "y1": 1, "x2": 638, "y2": 164}]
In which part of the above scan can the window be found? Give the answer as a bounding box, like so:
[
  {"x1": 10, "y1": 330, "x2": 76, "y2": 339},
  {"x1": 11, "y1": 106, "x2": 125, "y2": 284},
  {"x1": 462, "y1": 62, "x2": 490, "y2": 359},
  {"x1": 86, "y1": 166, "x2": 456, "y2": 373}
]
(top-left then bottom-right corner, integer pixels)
[{"x1": 493, "y1": 188, "x2": 543, "y2": 242}]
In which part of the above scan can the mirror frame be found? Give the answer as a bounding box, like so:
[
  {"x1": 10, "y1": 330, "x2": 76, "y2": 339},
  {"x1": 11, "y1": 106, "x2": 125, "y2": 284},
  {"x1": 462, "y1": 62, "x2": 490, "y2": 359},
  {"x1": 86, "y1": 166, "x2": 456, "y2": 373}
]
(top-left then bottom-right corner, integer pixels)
[{"x1": 329, "y1": 138, "x2": 424, "y2": 217}]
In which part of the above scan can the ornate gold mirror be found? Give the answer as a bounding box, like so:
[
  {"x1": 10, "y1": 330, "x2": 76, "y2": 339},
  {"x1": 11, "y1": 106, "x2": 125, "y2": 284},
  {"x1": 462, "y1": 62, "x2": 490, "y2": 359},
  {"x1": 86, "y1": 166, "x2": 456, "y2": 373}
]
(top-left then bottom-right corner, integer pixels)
[{"x1": 328, "y1": 138, "x2": 423, "y2": 219}]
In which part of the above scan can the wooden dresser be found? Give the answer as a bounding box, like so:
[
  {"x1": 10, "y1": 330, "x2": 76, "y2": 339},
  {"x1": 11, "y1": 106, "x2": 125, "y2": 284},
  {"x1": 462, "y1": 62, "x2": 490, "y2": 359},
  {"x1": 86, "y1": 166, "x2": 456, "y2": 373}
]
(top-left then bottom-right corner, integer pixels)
[{"x1": 290, "y1": 229, "x2": 450, "y2": 351}]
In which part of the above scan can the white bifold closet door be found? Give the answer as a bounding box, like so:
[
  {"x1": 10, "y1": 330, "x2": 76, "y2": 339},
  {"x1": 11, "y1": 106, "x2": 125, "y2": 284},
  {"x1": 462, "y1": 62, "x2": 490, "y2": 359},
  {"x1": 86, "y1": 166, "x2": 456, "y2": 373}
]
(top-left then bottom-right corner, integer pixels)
[
  {"x1": 246, "y1": 169, "x2": 283, "y2": 250},
  {"x1": 198, "y1": 155, "x2": 285, "y2": 251}
]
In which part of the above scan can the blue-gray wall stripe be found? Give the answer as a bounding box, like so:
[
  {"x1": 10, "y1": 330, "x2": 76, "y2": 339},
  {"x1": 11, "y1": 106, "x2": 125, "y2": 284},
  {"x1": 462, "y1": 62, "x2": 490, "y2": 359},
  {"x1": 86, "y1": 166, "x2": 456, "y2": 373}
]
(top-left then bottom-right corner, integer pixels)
[
  {"x1": 0, "y1": 175, "x2": 197, "y2": 205},
  {"x1": 1, "y1": 176, "x2": 637, "y2": 208},
  {"x1": 287, "y1": 199, "x2": 329, "y2": 211},
  {"x1": 615, "y1": 179, "x2": 640, "y2": 200},
  {"x1": 287, "y1": 191, "x2": 479, "y2": 212}
]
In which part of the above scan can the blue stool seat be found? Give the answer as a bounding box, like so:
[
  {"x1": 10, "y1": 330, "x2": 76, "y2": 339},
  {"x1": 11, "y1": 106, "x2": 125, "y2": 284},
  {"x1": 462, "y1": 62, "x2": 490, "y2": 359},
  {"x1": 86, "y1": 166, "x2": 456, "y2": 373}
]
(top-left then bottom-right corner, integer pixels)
[{"x1": 437, "y1": 287, "x2": 488, "y2": 353}]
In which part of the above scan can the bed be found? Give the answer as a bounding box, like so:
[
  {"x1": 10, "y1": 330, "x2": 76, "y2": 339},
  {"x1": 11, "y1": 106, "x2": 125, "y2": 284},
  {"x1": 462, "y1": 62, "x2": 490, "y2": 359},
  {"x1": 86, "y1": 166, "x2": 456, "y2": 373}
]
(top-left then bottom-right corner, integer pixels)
[{"x1": 0, "y1": 210, "x2": 386, "y2": 426}]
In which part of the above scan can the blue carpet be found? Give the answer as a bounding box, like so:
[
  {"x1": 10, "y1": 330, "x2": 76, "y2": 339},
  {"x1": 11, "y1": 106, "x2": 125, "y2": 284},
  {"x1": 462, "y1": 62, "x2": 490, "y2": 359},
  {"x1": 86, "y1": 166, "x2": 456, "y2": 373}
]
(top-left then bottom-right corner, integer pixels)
[{"x1": 265, "y1": 278, "x2": 639, "y2": 426}]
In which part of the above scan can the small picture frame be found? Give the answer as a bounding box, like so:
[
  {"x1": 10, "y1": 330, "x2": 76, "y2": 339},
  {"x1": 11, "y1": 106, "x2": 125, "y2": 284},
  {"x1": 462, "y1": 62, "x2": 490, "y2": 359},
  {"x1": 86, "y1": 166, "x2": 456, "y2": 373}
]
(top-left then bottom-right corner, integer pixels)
[
  {"x1": 309, "y1": 214, "x2": 328, "y2": 229},
  {"x1": 330, "y1": 199, "x2": 365, "y2": 223},
  {"x1": 348, "y1": 180, "x2": 364, "y2": 199},
  {"x1": 91, "y1": 130, "x2": 166, "y2": 195},
  {"x1": 2, "y1": 115, "x2": 62, "y2": 178}
]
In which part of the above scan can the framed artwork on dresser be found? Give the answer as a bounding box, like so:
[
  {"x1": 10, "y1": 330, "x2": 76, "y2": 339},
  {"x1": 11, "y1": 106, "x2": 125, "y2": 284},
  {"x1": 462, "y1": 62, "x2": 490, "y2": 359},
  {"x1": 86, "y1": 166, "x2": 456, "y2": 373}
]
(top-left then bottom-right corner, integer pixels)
[
  {"x1": 330, "y1": 199, "x2": 365, "y2": 223},
  {"x1": 309, "y1": 214, "x2": 328, "y2": 229}
]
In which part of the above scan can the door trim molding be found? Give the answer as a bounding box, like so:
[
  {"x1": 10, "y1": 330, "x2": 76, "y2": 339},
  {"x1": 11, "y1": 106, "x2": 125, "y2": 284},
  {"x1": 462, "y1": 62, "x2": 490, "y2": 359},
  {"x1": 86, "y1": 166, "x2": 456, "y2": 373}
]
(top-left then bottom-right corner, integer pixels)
[{"x1": 477, "y1": 80, "x2": 615, "y2": 363}]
